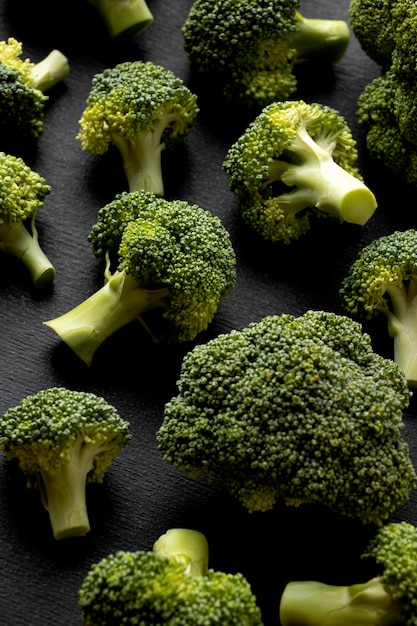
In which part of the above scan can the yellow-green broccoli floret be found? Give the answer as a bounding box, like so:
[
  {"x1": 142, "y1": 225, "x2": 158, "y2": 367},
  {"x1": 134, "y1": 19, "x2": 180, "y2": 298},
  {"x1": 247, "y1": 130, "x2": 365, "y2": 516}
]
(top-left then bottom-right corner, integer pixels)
[
  {"x1": 0, "y1": 387, "x2": 131, "y2": 540},
  {"x1": 86, "y1": 0, "x2": 153, "y2": 40}
]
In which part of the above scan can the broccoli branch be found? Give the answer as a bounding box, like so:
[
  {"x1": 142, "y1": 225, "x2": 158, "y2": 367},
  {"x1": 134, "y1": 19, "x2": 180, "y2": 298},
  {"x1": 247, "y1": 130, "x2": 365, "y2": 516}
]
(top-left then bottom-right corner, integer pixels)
[
  {"x1": 293, "y1": 13, "x2": 350, "y2": 64},
  {"x1": 153, "y1": 528, "x2": 209, "y2": 577},
  {"x1": 30, "y1": 50, "x2": 70, "y2": 93},
  {"x1": 279, "y1": 578, "x2": 402, "y2": 626},
  {"x1": 384, "y1": 281, "x2": 417, "y2": 387},
  {"x1": 87, "y1": 0, "x2": 154, "y2": 39}
]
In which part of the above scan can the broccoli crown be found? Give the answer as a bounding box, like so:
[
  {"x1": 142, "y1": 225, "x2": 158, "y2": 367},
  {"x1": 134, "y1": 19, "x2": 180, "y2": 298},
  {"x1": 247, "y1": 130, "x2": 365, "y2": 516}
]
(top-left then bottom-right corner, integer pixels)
[
  {"x1": 349, "y1": 0, "x2": 397, "y2": 69},
  {"x1": 157, "y1": 309, "x2": 416, "y2": 523},
  {"x1": 76, "y1": 60, "x2": 199, "y2": 156},
  {"x1": 0, "y1": 387, "x2": 131, "y2": 481},
  {"x1": 223, "y1": 100, "x2": 376, "y2": 243},
  {"x1": 390, "y1": 0, "x2": 417, "y2": 79}
]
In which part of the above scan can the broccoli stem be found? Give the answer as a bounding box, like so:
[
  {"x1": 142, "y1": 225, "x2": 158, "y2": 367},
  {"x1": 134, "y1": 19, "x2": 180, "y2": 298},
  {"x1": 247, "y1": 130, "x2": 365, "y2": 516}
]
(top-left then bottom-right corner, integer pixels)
[
  {"x1": 385, "y1": 282, "x2": 417, "y2": 387},
  {"x1": 44, "y1": 271, "x2": 170, "y2": 366},
  {"x1": 87, "y1": 0, "x2": 154, "y2": 39},
  {"x1": 270, "y1": 126, "x2": 377, "y2": 225},
  {"x1": 293, "y1": 13, "x2": 350, "y2": 64},
  {"x1": 30, "y1": 49, "x2": 70, "y2": 92},
  {"x1": 279, "y1": 578, "x2": 401, "y2": 626},
  {"x1": 0, "y1": 219, "x2": 56, "y2": 288},
  {"x1": 153, "y1": 528, "x2": 209, "y2": 577}
]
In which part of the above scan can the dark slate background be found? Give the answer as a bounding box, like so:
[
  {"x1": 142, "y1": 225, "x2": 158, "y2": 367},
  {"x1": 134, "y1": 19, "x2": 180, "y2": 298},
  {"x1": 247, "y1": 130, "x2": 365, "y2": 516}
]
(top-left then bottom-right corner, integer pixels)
[{"x1": 0, "y1": 1, "x2": 416, "y2": 625}]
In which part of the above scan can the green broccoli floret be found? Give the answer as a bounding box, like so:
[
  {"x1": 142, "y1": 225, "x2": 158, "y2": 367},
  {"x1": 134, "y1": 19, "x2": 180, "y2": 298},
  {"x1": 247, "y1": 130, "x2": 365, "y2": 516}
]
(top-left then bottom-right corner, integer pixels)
[
  {"x1": 76, "y1": 60, "x2": 199, "y2": 196},
  {"x1": 279, "y1": 521, "x2": 417, "y2": 626},
  {"x1": 78, "y1": 527, "x2": 264, "y2": 625},
  {"x1": 157, "y1": 309, "x2": 416, "y2": 524},
  {"x1": 0, "y1": 151, "x2": 56, "y2": 288},
  {"x1": 0, "y1": 37, "x2": 69, "y2": 139},
  {"x1": 349, "y1": 0, "x2": 396, "y2": 70},
  {"x1": 223, "y1": 100, "x2": 377, "y2": 244},
  {"x1": 86, "y1": 0, "x2": 153, "y2": 39},
  {"x1": 182, "y1": 0, "x2": 350, "y2": 109},
  {"x1": 0, "y1": 387, "x2": 131, "y2": 540},
  {"x1": 44, "y1": 190, "x2": 236, "y2": 366},
  {"x1": 340, "y1": 228, "x2": 417, "y2": 388}
]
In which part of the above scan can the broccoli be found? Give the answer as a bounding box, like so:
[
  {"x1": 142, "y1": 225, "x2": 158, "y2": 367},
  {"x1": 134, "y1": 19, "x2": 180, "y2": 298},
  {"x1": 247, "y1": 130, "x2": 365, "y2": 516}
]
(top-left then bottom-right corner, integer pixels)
[
  {"x1": 279, "y1": 521, "x2": 417, "y2": 626},
  {"x1": 182, "y1": 0, "x2": 350, "y2": 109},
  {"x1": 78, "y1": 527, "x2": 264, "y2": 625},
  {"x1": 86, "y1": 0, "x2": 153, "y2": 40},
  {"x1": 76, "y1": 60, "x2": 199, "y2": 196},
  {"x1": 0, "y1": 387, "x2": 131, "y2": 540},
  {"x1": 0, "y1": 37, "x2": 69, "y2": 140},
  {"x1": 340, "y1": 228, "x2": 417, "y2": 388},
  {"x1": 44, "y1": 190, "x2": 236, "y2": 366},
  {"x1": 0, "y1": 151, "x2": 56, "y2": 288},
  {"x1": 223, "y1": 100, "x2": 377, "y2": 244},
  {"x1": 349, "y1": 0, "x2": 396, "y2": 70},
  {"x1": 156, "y1": 309, "x2": 416, "y2": 524}
]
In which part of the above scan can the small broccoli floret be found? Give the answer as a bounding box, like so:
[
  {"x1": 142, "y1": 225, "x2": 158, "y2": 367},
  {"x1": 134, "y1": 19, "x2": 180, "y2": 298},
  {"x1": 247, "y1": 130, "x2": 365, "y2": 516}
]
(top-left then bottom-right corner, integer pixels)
[
  {"x1": 0, "y1": 387, "x2": 131, "y2": 540},
  {"x1": 44, "y1": 190, "x2": 236, "y2": 366},
  {"x1": 157, "y1": 310, "x2": 415, "y2": 524},
  {"x1": 182, "y1": 0, "x2": 349, "y2": 109},
  {"x1": 0, "y1": 37, "x2": 69, "y2": 139},
  {"x1": 0, "y1": 151, "x2": 56, "y2": 288},
  {"x1": 76, "y1": 60, "x2": 199, "y2": 196},
  {"x1": 349, "y1": 0, "x2": 396, "y2": 70},
  {"x1": 340, "y1": 228, "x2": 417, "y2": 388},
  {"x1": 78, "y1": 527, "x2": 264, "y2": 625},
  {"x1": 279, "y1": 521, "x2": 417, "y2": 626},
  {"x1": 223, "y1": 100, "x2": 377, "y2": 244},
  {"x1": 86, "y1": 0, "x2": 153, "y2": 39}
]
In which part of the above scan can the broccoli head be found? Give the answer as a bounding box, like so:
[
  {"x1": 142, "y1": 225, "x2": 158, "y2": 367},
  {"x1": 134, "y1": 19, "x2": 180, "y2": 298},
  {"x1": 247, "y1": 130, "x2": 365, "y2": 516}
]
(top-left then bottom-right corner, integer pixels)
[
  {"x1": 340, "y1": 228, "x2": 417, "y2": 388},
  {"x1": 76, "y1": 60, "x2": 199, "y2": 196},
  {"x1": 0, "y1": 387, "x2": 131, "y2": 540},
  {"x1": 78, "y1": 527, "x2": 264, "y2": 625},
  {"x1": 349, "y1": 0, "x2": 397, "y2": 70},
  {"x1": 0, "y1": 37, "x2": 69, "y2": 139},
  {"x1": 223, "y1": 100, "x2": 377, "y2": 244},
  {"x1": 182, "y1": 0, "x2": 349, "y2": 109},
  {"x1": 279, "y1": 521, "x2": 417, "y2": 626},
  {"x1": 86, "y1": 0, "x2": 154, "y2": 40},
  {"x1": 157, "y1": 309, "x2": 416, "y2": 524},
  {"x1": 44, "y1": 190, "x2": 236, "y2": 366},
  {"x1": 0, "y1": 151, "x2": 56, "y2": 288}
]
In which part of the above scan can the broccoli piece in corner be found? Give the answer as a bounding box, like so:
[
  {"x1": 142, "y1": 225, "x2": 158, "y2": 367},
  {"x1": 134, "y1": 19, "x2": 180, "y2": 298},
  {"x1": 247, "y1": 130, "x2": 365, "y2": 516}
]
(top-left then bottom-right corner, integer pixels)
[
  {"x1": 0, "y1": 37, "x2": 69, "y2": 140},
  {"x1": 156, "y1": 309, "x2": 416, "y2": 524},
  {"x1": 182, "y1": 0, "x2": 350, "y2": 109},
  {"x1": 0, "y1": 151, "x2": 56, "y2": 288},
  {"x1": 0, "y1": 387, "x2": 131, "y2": 540},
  {"x1": 349, "y1": 0, "x2": 396, "y2": 70},
  {"x1": 86, "y1": 0, "x2": 153, "y2": 40},
  {"x1": 223, "y1": 100, "x2": 377, "y2": 244},
  {"x1": 76, "y1": 60, "x2": 199, "y2": 196},
  {"x1": 340, "y1": 228, "x2": 417, "y2": 388},
  {"x1": 44, "y1": 190, "x2": 236, "y2": 366},
  {"x1": 78, "y1": 527, "x2": 264, "y2": 625},
  {"x1": 279, "y1": 521, "x2": 417, "y2": 626}
]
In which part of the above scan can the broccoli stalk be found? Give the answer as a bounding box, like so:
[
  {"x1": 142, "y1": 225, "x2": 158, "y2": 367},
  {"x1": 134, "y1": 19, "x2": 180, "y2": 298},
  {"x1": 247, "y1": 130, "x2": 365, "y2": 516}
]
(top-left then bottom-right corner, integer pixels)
[
  {"x1": 293, "y1": 12, "x2": 350, "y2": 63},
  {"x1": 30, "y1": 49, "x2": 70, "y2": 93},
  {"x1": 87, "y1": 0, "x2": 154, "y2": 39},
  {"x1": 153, "y1": 528, "x2": 209, "y2": 577}
]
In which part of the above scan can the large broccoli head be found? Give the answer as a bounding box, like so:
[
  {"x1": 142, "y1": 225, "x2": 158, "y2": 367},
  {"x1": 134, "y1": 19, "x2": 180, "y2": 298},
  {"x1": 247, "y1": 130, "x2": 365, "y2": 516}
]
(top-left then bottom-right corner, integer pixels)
[
  {"x1": 349, "y1": 0, "x2": 397, "y2": 69},
  {"x1": 223, "y1": 100, "x2": 377, "y2": 243},
  {"x1": 157, "y1": 310, "x2": 415, "y2": 524}
]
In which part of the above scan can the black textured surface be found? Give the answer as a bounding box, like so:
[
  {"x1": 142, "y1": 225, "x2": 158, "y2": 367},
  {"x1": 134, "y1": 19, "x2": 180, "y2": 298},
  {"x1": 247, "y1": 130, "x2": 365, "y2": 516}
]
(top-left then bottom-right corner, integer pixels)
[{"x1": 0, "y1": 1, "x2": 416, "y2": 625}]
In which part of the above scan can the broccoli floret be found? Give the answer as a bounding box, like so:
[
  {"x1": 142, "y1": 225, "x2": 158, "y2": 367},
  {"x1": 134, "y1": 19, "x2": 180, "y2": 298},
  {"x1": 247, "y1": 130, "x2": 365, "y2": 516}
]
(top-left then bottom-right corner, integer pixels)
[
  {"x1": 223, "y1": 100, "x2": 377, "y2": 244},
  {"x1": 0, "y1": 151, "x2": 56, "y2": 288},
  {"x1": 76, "y1": 60, "x2": 199, "y2": 196},
  {"x1": 182, "y1": 0, "x2": 349, "y2": 109},
  {"x1": 157, "y1": 309, "x2": 416, "y2": 524},
  {"x1": 340, "y1": 228, "x2": 417, "y2": 388},
  {"x1": 0, "y1": 37, "x2": 69, "y2": 139},
  {"x1": 86, "y1": 0, "x2": 153, "y2": 40},
  {"x1": 349, "y1": 0, "x2": 396, "y2": 70},
  {"x1": 78, "y1": 527, "x2": 264, "y2": 625},
  {"x1": 0, "y1": 387, "x2": 131, "y2": 540},
  {"x1": 44, "y1": 190, "x2": 236, "y2": 366},
  {"x1": 279, "y1": 521, "x2": 417, "y2": 626}
]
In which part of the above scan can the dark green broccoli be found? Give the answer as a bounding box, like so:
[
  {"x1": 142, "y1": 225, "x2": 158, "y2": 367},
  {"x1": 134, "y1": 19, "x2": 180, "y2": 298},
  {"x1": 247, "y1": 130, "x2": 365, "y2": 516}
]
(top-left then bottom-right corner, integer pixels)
[
  {"x1": 0, "y1": 151, "x2": 56, "y2": 288},
  {"x1": 223, "y1": 100, "x2": 377, "y2": 244},
  {"x1": 76, "y1": 60, "x2": 199, "y2": 196},
  {"x1": 78, "y1": 528, "x2": 264, "y2": 626},
  {"x1": 157, "y1": 310, "x2": 416, "y2": 524},
  {"x1": 279, "y1": 521, "x2": 417, "y2": 626},
  {"x1": 349, "y1": 0, "x2": 396, "y2": 69},
  {"x1": 86, "y1": 0, "x2": 153, "y2": 40},
  {"x1": 340, "y1": 228, "x2": 417, "y2": 388},
  {"x1": 44, "y1": 190, "x2": 236, "y2": 366},
  {"x1": 0, "y1": 387, "x2": 131, "y2": 540},
  {"x1": 182, "y1": 0, "x2": 350, "y2": 109},
  {"x1": 0, "y1": 37, "x2": 69, "y2": 140}
]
